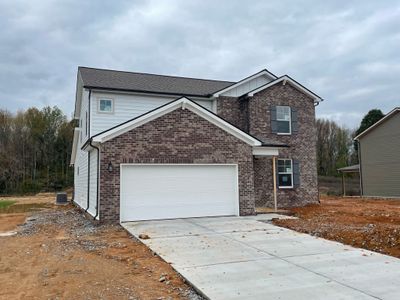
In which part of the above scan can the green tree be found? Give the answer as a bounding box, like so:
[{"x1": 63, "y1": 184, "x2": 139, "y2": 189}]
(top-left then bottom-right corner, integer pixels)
[
  {"x1": 353, "y1": 109, "x2": 384, "y2": 155},
  {"x1": 355, "y1": 109, "x2": 384, "y2": 137}
]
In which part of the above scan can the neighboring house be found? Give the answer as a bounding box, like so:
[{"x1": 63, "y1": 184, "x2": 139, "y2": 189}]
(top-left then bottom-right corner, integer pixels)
[
  {"x1": 70, "y1": 67, "x2": 322, "y2": 223},
  {"x1": 354, "y1": 107, "x2": 400, "y2": 198}
]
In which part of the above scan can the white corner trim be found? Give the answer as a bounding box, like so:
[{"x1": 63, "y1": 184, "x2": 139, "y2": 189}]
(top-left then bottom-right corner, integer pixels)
[
  {"x1": 247, "y1": 76, "x2": 322, "y2": 102},
  {"x1": 354, "y1": 107, "x2": 400, "y2": 140},
  {"x1": 213, "y1": 70, "x2": 277, "y2": 97},
  {"x1": 70, "y1": 128, "x2": 81, "y2": 165},
  {"x1": 92, "y1": 97, "x2": 262, "y2": 146},
  {"x1": 252, "y1": 147, "x2": 279, "y2": 156}
]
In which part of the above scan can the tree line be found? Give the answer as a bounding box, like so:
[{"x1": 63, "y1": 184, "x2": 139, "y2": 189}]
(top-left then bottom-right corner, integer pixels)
[
  {"x1": 0, "y1": 105, "x2": 384, "y2": 195},
  {"x1": 316, "y1": 109, "x2": 384, "y2": 176},
  {"x1": 0, "y1": 106, "x2": 74, "y2": 194}
]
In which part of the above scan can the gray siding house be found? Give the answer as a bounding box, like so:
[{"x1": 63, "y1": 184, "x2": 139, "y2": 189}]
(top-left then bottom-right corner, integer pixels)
[{"x1": 355, "y1": 108, "x2": 400, "y2": 198}]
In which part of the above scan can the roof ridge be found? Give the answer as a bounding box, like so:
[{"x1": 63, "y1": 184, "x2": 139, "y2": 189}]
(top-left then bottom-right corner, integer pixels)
[{"x1": 78, "y1": 66, "x2": 235, "y2": 84}]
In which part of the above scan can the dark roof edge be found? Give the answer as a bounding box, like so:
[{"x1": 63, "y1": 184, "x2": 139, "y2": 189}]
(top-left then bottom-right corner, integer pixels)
[
  {"x1": 78, "y1": 66, "x2": 235, "y2": 84},
  {"x1": 83, "y1": 85, "x2": 212, "y2": 98}
]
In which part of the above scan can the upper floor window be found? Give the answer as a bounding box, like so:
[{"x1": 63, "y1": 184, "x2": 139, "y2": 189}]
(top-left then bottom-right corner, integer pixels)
[
  {"x1": 98, "y1": 99, "x2": 113, "y2": 113},
  {"x1": 276, "y1": 106, "x2": 291, "y2": 134},
  {"x1": 278, "y1": 159, "x2": 293, "y2": 188}
]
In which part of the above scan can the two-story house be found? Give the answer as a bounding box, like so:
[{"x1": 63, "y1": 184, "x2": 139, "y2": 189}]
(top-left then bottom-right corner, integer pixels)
[{"x1": 70, "y1": 67, "x2": 322, "y2": 223}]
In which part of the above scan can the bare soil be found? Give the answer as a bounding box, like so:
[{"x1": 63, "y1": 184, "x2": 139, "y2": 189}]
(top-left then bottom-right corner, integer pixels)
[
  {"x1": 0, "y1": 195, "x2": 201, "y2": 300},
  {"x1": 273, "y1": 195, "x2": 400, "y2": 258}
]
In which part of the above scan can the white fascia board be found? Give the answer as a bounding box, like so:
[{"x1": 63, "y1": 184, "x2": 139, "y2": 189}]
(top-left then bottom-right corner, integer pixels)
[
  {"x1": 354, "y1": 107, "x2": 400, "y2": 140},
  {"x1": 74, "y1": 73, "x2": 84, "y2": 119},
  {"x1": 70, "y1": 128, "x2": 80, "y2": 165},
  {"x1": 247, "y1": 76, "x2": 322, "y2": 102},
  {"x1": 213, "y1": 70, "x2": 277, "y2": 97},
  {"x1": 252, "y1": 147, "x2": 279, "y2": 156},
  {"x1": 92, "y1": 97, "x2": 262, "y2": 146}
]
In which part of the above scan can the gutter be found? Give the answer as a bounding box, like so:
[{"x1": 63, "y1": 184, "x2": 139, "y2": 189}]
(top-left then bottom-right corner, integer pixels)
[{"x1": 89, "y1": 139, "x2": 100, "y2": 220}]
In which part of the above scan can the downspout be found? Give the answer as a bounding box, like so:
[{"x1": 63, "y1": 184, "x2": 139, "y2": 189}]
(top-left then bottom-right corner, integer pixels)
[
  {"x1": 85, "y1": 90, "x2": 92, "y2": 212},
  {"x1": 89, "y1": 139, "x2": 100, "y2": 220},
  {"x1": 85, "y1": 151, "x2": 90, "y2": 212}
]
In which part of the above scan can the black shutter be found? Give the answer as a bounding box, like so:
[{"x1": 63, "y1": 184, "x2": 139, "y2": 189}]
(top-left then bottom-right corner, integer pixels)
[
  {"x1": 291, "y1": 107, "x2": 298, "y2": 133},
  {"x1": 271, "y1": 106, "x2": 277, "y2": 133},
  {"x1": 293, "y1": 159, "x2": 300, "y2": 188}
]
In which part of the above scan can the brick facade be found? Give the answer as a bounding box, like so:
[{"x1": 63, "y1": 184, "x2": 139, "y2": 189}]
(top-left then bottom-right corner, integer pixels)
[
  {"x1": 99, "y1": 108, "x2": 255, "y2": 223},
  {"x1": 216, "y1": 96, "x2": 248, "y2": 132},
  {"x1": 248, "y1": 83, "x2": 319, "y2": 208}
]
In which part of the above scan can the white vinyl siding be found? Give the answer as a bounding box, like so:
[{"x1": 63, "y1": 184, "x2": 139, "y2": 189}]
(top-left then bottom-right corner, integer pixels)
[
  {"x1": 87, "y1": 149, "x2": 98, "y2": 217},
  {"x1": 74, "y1": 89, "x2": 89, "y2": 208},
  {"x1": 221, "y1": 75, "x2": 271, "y2": 97},
  {"x1": 120, "y1": 164, "x2": 239, "y2": 222},
  {"x1": 90, "y1": 92, "x2": 214, "y2": 135}
]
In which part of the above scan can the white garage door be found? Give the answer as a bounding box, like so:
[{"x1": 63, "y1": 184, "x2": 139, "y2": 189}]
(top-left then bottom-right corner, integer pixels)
[{"x1": 120, "y1": 164, "x2": 239, "y2": 222}]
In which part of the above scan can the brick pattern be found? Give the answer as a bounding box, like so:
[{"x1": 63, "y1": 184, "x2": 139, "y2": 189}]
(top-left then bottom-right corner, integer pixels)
[
  {"x1": 99, "y1": 108, "x2": 255, "y2": 223},
  {"x1": 216, "y1": 96, "x2": 248, "y2": 132},
  {"x1": 248, "y1": 83, "x2": 319, "y2": 208}
]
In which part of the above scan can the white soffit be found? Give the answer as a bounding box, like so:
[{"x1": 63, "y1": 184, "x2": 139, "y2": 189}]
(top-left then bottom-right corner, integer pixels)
[
  {"x1": 252, "y1": 147, "x2": 279, "y2": 156},
  {"x1": 92, "y1": 97, "x2": 262, "y2": 146}
]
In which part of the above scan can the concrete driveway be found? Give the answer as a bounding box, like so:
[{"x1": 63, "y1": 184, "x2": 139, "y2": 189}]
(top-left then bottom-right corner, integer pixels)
[{"x1": 122, "y1": 215, "x2": 400, "y2": 300}]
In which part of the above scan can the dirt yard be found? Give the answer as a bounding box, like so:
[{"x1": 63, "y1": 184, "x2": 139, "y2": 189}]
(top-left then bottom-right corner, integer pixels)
[
  {"x1": 274, "y1": 195, "x2": 400, "y2": 258},
  {"x1": 0, "y1": 194, "x2": 201, "y2": 300}
]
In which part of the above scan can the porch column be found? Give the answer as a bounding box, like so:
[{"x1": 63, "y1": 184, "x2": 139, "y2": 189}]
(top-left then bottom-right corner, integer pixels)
[{"x1": 272, "y1": 156, "x2": 277, "y2": 212}]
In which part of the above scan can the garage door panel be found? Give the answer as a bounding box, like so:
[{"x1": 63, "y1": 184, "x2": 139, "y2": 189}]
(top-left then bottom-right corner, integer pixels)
[{"x1": 120, "y1": 164, "x2": 238, "y2": 222}]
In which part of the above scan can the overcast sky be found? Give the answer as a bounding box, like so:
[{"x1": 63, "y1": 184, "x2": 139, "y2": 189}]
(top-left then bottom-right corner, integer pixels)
[{"x1": 1, "y1": 0, "x2": 399, "y2": 128}]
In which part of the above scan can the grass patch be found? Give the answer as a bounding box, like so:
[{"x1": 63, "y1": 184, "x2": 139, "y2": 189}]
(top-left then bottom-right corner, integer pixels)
[
  {"x1": 0, "y1": 202, "x2": 52, "y2": 214},
  {"x1": 0, "y1": 200, "x2": 16, "y2": 209}
]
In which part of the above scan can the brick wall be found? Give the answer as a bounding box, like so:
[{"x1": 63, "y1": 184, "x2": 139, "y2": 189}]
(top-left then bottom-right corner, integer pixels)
[
  {"x1": 99, "y1": 108, "x2": 255, "y2": 223},
  {"x1": 248, "y1": 83, "x2": 319, "y2": 207},
  {"x1": 216, "y1": 96, "x2": 248, "y2": 132}
]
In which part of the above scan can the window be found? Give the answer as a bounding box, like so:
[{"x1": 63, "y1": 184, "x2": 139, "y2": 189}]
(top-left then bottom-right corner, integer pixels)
[
  {"x1": 276, "y1": 106, "x2": 291, "y2": 134},
  {"x1": 278, "y1": 159, "x2": 293, "y2": 188},
  {"x1": 98, "y1": 99, "x2": 113, "y2": 113}
]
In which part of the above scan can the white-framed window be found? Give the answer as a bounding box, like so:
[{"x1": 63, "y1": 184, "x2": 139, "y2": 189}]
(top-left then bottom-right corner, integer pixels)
[
  {"x1": 278, "y1": 159, "x2": 293, "y2": 188},
  {"x1": 276, "y1": 106, "x2": 291, "y2": 134},
  {"x1": 98, "y1": 98, "x2": 114, "y2": 113}
]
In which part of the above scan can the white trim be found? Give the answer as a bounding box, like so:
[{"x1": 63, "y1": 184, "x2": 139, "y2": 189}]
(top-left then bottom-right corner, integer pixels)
[
  {"x1": 70, "y1": 128, "x2": 80, "y2": 166},
  {"x1": 252, "y1": 147, "x2": 279, "y2": 156},
  {"x1": 213, "y1": 70, "x2": 277, "y2": 97},
  {"x1": 119, "y1": 163, "x2": 240, "y2": 222},
  {"x1": 247, "y1": 76, "x2": 322, "y2": 102},
  {"x1": 354, "y1": 107, "x2": 400, "y2": 140},
  {"x1": 97, "y1": 97, "x2": 114, "y2": 114},
  {"x1": 92, "y1": 97, "x2": 262, "y2": 146},
  {"x1": 277, "y1": 158, "x2": 294, "y2": 189},
  {"x1": 276, "y1": 105, "x2": 292, "y2": 135}
]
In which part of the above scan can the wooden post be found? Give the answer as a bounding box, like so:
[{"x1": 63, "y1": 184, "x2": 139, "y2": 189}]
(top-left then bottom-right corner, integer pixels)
[
  {"x1": 272, "y1": 156, "x2": 277, "y2": 212},
  {"x1": 341, "y1": 172, "x2": 346, "y2": 197}
]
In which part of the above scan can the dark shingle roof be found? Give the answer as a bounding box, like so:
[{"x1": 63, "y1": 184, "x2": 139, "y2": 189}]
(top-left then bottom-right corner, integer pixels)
[{"x1": 78, "y1": 67, "x2": 235, "y2": 97}]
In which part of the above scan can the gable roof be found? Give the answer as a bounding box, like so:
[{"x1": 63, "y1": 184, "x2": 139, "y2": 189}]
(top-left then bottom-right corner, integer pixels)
[
  {"x1": 247, "y1": 75, "x2": 323, "y2": 102},
  {"x1": 354, "y1": 107, "x2": 400, "y2": 140},
  {"x1": 212, "y1": 69, "x2": 278, "y2": 97},
  {"x1": 79, "y1": 67, "x2": 234, "y2": 97},
  {"x1": 88, "y1": 97, "x2": 263, "y2": 147}
]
